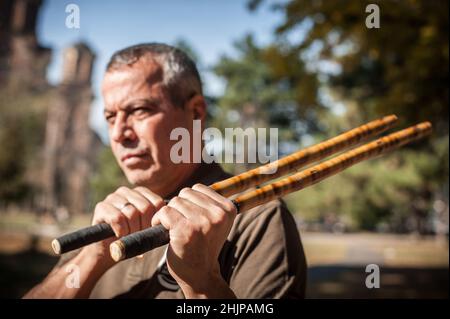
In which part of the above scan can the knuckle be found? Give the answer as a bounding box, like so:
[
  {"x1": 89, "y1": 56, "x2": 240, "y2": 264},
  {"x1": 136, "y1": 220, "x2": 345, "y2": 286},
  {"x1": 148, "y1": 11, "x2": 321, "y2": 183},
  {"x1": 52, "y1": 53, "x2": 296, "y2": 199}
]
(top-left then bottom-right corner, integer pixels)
[
  {"x1": 201, "y1": 219, "x2": 212, "y2": 233},
  {"x1": 212, "y1": 211, "x2": 226, "y2": 226},
  {"x1": 134, "y1": 187, "x2": 150, "y2": 198},
  {"x1": 135, "y1": 187, "x2": 163, "y2": 201},
  {"x1": 134, "y1": 186, "x2": 149, "y2": 194},
  {"x1": 213, "y1": 205, "x2": 225, "y2": 216},
  {"x1": 192, "y1": 216, "x2": 211, "y2": 234},
  {"x1": 192, "y1": 183, "x2": 204, "y2": 191},
  {"x1": 94, "y1": 202, "x2": 108, "y2": 216},
  {"x1": 105, "y1": 194, "x2": 115, "y2": 201},
  {"x1": 225, "y1": 199, "x2": 237, "y2": 214},
  {"x1": 184, "y1": 222, "x2": 200, "y2": 239},
  {"x1": 182, "y1": 231, "x2": 194, "y2": 243},
  {"x1": 94, "y1": 202, "x2": 104, "y2": 212},
  {"x1": 151, "y1": 212, "x2": 160, "y2": 226},
  {"x1": 171, "y1": 196, "x2": 183, "y2": 206},
  {"x1": 133, "y1": 186, "x2": 146, "y2": 193},
  {"x1": 141, "y1": 202, "x2": 153, "y2": 213},
  {"x1": 159, "y1": 205, "x2": 170, "y2": 215},
  {"x1": 117, "y1": 186, "x2": 129, "y2": 193},
  {"x1": 179, "y1": 187, "x2": 192, "y2": 197}
]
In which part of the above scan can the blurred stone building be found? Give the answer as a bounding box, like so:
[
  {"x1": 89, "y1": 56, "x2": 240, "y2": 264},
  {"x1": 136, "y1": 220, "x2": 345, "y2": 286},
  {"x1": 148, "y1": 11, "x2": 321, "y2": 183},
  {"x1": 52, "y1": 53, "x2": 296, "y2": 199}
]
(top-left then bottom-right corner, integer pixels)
[
  {"x1": 42, "y1": 43, "x2": 103, "y2": 216},
  {"x1": 0, "y1": 0, "x2": 50, "y2": 89},
  {"x1": 1, "y1": 0, "x2": 102, "y2": 215}
]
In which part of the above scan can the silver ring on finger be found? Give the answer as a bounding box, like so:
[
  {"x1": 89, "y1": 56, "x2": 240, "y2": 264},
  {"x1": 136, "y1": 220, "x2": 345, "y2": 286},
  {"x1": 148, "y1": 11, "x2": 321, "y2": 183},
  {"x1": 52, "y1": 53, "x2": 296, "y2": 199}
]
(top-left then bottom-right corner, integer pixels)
[{"x1": 120, "y1": 202, "x2": 134, "y2": 212}]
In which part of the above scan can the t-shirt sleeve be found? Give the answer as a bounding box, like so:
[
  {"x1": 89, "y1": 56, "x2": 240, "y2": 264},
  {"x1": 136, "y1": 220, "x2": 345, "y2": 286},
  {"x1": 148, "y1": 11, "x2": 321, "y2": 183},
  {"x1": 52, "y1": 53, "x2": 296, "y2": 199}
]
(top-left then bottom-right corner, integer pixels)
[{"x1": 222, "y1": 200, "x2": 307, "y2": 299}]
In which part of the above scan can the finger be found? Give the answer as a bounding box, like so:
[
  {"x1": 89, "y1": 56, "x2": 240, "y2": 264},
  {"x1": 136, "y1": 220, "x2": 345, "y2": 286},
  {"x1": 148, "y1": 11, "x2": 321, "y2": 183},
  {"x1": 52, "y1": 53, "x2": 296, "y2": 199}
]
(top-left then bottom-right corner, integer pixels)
[
  {"x1": 116, "y1": 187, "x2": 151, "y2": 230},
  {"x1": 133, "y1": 186, "x2": 165, "y2": 229},
  {"x1": 167, "y1": 196, "x2": 208, "y2": 221},
  {"x1": 104, "y1": 193, "x2": 129, "y2": 210},
  {"x1": 120, "y1": 203, "x2": 141, "y2": 234},
  {"x1": 192, "y1": 183, "x2": 237, "y2": 215},
  {"x1": 116, "y1": 187, "x2": 152, "y2": 213},
  {"x1": 178, "y1": 187, "x2": 225, "y2": 213},
  {"x1": 173, "y1": 192, "x2": 226, "y2": 229},
  {"x1": 104, "y1": 191, "x2": 141, "y2": 233},
  {"x1": 151, "y1": 205, "x2": 186, "y2": 232},
  {"x1": 133, "y1": 186, "x2": 165, "y2": 210},
  {"x1": 140, "y1": 209, "x2": 152, "y2": 230},
  {"x1": 93, "y1": 202, "x2": 130, "y2": 237},
  {"x1": 168, "y1": 196, "x2": 216, "y2": 237}
]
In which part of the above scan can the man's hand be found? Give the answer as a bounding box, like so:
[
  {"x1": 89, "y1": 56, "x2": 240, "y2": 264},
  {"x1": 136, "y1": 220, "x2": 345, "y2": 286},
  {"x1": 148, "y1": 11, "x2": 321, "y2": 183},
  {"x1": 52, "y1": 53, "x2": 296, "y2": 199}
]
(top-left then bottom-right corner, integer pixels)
[
  {"x1": 89, "y1": 186, "x2": 165, "y2": 270},
  {"x1": 24, "y1": 186, "x2": 164, "y2": 299},
  {"x1": 151, "y1": 183, "x2": 237, "y2": 298}
]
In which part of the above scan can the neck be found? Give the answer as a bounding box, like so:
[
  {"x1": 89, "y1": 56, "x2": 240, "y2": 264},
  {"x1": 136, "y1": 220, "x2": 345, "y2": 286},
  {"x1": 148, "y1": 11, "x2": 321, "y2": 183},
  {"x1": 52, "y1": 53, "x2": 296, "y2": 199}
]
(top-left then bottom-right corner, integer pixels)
[{"x1": 153, "y1": 162, "x2": 203, "y2": 199}]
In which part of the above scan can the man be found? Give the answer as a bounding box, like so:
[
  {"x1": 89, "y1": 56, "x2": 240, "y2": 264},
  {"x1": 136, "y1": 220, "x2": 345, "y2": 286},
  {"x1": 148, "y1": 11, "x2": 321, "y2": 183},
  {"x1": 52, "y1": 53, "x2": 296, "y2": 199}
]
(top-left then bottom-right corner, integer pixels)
[{"x1": 24, "y1": 43, "x2": 307, "y2": 299}]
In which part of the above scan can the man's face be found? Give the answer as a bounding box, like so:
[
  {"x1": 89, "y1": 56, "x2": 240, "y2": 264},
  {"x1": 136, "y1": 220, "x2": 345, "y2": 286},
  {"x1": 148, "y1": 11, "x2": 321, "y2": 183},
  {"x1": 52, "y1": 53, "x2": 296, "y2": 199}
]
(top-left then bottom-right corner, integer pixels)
[{"x1": 102, "y1": 58, "x2": 198, "y2": 197}]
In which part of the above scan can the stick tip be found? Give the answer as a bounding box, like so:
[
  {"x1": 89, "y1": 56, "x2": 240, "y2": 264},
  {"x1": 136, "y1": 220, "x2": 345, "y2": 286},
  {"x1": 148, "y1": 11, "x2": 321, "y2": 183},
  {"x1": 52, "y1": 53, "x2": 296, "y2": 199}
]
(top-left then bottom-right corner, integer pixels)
[
  {"x1": 51, "y1": 239, "x2": 61, "y2": 255},
  {"x1": 110, "y1": 240, "x2": 125, "y2": 262},
  {"x1": 385, "y1": 114, "x2": 398, "y2": 123},
  {"x1": 421, "y1": 121, "x2": 433, "y2": 128},
  {"x1": 418, "y1": 121, "x2": 433, "y2": 134}
]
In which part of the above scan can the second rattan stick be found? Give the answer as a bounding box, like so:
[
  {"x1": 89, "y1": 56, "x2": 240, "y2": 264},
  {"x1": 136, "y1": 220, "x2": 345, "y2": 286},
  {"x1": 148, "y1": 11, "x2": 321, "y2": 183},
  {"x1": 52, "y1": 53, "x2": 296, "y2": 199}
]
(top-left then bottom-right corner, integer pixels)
[
  {"x1": 52, "y1": 115, "x2": 397, "y2": 255},
  {"x1": 110, "y1": 121, "x2": 431, "y2": 262}
]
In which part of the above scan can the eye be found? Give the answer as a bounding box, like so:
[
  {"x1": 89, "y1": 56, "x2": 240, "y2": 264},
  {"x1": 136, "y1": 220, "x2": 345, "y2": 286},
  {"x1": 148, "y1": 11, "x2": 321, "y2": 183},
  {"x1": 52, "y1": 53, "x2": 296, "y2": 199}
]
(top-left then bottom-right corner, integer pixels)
[
  {"x1": 105, "y1": 113, "x2": 116, "y2": 125},
  {"x1": 131, "y1": 106, "x2": 154, "y2": 118}
]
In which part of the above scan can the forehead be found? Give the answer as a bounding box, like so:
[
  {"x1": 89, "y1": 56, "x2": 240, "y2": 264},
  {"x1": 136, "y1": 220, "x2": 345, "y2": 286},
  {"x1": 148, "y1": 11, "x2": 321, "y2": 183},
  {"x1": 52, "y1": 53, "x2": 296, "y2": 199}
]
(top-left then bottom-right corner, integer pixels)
[{"x1": 102, "y1": 58, "x2": 164, "y2": 109}]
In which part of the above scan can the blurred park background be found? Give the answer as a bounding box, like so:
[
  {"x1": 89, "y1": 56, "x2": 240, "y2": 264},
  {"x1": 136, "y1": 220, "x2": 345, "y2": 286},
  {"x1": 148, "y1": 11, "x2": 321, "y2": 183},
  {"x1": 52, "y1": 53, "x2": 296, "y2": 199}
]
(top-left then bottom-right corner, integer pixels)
[{"x1": 0, "y1": 0, "x2": 448, "y2": 298}]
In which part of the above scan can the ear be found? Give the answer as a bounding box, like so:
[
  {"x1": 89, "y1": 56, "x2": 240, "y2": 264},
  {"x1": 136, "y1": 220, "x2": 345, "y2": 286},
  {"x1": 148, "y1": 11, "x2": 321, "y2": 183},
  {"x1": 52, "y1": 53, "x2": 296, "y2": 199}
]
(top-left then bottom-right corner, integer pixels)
[{"x1": 185, "y1": 94, "x2": 207, "y2": 121}]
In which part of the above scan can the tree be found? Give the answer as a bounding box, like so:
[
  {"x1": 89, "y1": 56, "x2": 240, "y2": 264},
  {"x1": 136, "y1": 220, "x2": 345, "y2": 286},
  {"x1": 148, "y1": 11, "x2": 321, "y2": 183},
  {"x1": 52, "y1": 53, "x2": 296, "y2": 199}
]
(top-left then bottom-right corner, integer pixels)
[
  {"x1": 251, "y1": 0, "x2": 449, "y2": 135},
  {"x1": 89, "y1": 146, "x2": 128, "y2": 210},
  {"x1": 246, "y1": 0, "x2": 448, "y2": 232},
  {"x1": 0, "y1": 84, "x2": 50, "y2": 206},
  {"x1": 212, "y1": 34, "x2": 325, "y2": 175}
]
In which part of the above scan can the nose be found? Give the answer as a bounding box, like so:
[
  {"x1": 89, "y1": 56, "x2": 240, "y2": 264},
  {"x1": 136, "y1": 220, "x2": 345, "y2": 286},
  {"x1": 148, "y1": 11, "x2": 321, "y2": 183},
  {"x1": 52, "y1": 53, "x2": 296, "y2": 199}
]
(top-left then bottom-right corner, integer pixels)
[{"x1": 110, "y1": 112, "x2": 136, "y2": 143}]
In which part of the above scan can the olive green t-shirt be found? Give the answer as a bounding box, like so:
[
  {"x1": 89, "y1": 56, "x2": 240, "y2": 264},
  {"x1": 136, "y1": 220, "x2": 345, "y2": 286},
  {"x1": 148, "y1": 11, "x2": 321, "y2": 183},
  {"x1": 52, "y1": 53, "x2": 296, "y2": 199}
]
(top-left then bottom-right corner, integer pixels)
[{"x1": 61, "y1": 163, "x2": 307, "y2": 298}]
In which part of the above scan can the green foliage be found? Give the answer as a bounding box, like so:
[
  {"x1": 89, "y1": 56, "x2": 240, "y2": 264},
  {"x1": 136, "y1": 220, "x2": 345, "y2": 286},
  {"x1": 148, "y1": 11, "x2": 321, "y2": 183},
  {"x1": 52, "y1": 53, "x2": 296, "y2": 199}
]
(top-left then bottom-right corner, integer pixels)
[
  {"x1": 0, "y1": 122, "x2": 27, "y2": 202},
  {"x1": 213, "y1": 34, "x2": 325, "y2": 140},
  {"x1": 259, "y1": 0, "x2": 448, "y2": 135},
  {"x1": 0, "y1": 83, "x2": 129, "y2": 211},
  {"x1": 88, "y1": 146, "x2": 129, "y2": 210},
  {"x1": 239, "y1": 0, "x2": 449, "y2": 231},
  {"x1": 285, "y1": 136, "x2": 448, "y2": 231},
  {"x1": 0, "y1": 84, "x2": 49, "y2": 204}
]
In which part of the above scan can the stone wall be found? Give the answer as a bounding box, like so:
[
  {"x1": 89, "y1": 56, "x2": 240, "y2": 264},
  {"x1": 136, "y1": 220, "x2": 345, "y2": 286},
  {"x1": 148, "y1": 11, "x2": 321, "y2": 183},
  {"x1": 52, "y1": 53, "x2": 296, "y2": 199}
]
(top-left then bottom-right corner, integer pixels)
[{"x1": 1, "y1": 0, "x2": 103, "y2": 215}]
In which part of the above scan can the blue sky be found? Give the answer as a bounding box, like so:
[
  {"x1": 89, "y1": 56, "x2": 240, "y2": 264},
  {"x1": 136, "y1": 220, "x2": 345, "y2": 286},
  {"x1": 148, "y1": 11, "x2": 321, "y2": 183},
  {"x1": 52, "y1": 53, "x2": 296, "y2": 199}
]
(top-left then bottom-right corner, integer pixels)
[{"x1": 37, "y1": 0, "x2": 284, "y2": 142}]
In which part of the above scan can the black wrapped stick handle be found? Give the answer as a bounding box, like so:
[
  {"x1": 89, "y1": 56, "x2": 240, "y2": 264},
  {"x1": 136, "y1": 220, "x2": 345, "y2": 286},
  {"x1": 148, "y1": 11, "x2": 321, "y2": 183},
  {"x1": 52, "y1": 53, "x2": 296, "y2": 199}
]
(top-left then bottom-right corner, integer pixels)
[
  {"x1": 110, "y1": 224, "x2": 169, "y2": 261},
  {"x1": 51, "y1": 200, "x2": 171, "y2": 255},
  {"x1": 108, "y1": 121, "x2": 432, "y2": 262},
  {"x1": 110, "y1": 200, "x2": 240, "y2": 261},
  {"x1": 52, "y1": 223, "x2": 115, "y2": 255},
  {"x1": 52, "y1": 116, "x2": 397, "y2": 256}
]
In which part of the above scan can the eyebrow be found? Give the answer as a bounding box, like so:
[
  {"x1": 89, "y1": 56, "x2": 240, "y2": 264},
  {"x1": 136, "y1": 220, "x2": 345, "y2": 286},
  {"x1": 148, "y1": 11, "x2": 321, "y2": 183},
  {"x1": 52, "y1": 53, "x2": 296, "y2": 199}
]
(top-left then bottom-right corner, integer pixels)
[{"x1": 104, "y1": 98, "x2": 161, "y2": 115}]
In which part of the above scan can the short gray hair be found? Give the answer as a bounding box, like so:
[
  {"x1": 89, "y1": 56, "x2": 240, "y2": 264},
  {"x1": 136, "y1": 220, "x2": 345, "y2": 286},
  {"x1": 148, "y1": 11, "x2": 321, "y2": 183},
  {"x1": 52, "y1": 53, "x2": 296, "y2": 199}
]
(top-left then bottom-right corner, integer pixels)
[{"x1": 106, "y1": 43, "x2": 203, "y2": 108}]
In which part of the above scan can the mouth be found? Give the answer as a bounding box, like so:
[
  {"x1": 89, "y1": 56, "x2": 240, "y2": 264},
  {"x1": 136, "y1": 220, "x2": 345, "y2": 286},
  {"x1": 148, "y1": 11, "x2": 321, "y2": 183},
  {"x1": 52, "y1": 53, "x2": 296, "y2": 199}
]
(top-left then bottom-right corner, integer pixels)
[{"x1": 121, "y1": 151, "x2": 150, "y2": 166}]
